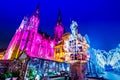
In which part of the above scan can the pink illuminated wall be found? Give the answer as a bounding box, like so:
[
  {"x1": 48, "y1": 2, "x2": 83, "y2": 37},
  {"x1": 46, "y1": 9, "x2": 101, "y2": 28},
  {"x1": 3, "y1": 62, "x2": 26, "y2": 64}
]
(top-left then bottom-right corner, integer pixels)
[{"x1": 4, "y1": 5, "x2": 64, "y2": 60}]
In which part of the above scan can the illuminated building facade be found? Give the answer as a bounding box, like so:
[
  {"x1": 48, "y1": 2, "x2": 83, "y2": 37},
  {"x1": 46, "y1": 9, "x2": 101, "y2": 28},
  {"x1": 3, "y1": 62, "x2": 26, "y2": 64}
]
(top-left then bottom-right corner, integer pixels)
[
  {"x1": 0, "y1": 53, "x2": 4, "y2": 60},
  {"x1": 61, "y1": 21, "x2": 90, "y2": 80},
  {"x1": 63, "y1": 21, "x2": 90, "y2": 63},
  {"x1": 53, "y1": 33, "x2": 71, "y2": 77},
  {"x1": 0, "y1": 49, "x2": 6, "y2": 60},
  {"x1": 4, "y1": 5, "x2": 40, "y2": 60},
  {"x1": 54, "y1": 10, "x2": 64, "y2": 45},
  {"x1": 54, "y1": 21, "x2": 90, "y2": 63},
  {"x1": 54, "y1": 10, "x2": 64, "y2": 62},
  {"x1": 62, "y1": 33, "x2": 71, "y2": 62},
  {"x1": 54, "y1": 41, "x2": 64, "y2": 62},
  {"x1": 3, "y1": 5, "x2": 64, "y2": 60},
  {"x1": 2, "y1": 4, "x2": 91, "y2": 80}
]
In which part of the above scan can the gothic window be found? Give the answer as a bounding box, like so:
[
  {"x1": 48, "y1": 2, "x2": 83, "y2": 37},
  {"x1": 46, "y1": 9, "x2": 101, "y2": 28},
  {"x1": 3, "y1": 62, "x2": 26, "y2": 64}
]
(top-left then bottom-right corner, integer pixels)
[
  {"x1": 56, "y1": 48, "x2": 60, "y2": 53},
  {"x1": 70, "y1": 54, "x2": 75, "y2": 60},
  {"x1": 78, "y1": 46, "x2": 82, "y2": 50}
]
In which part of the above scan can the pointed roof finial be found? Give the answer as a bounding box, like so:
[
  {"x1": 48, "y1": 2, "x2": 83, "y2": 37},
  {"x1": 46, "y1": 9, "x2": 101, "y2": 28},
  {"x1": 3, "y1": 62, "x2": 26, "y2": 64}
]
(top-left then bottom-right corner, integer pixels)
[
  {"x1": 34, "y1": 3, "x2": 40, "y2": 17},
  {"x1": 57, "y1": 9, "x2": 62, "y2": 24}
]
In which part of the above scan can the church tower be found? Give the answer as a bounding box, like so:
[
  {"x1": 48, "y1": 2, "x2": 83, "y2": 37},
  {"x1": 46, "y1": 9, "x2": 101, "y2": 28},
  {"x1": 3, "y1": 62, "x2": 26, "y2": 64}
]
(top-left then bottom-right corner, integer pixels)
[
  {"x1": 28, "y1": 4, "x2": 40, "y2": 30},
  {"x1": 54, "y1": 10, "x2": 64, "y2": 44},
  {"x1": 4, "y1": 4, "x2": 40, "y2": 60},
  {"x1": 25, "y1": 4, "x2": 40, "y2": 56}
]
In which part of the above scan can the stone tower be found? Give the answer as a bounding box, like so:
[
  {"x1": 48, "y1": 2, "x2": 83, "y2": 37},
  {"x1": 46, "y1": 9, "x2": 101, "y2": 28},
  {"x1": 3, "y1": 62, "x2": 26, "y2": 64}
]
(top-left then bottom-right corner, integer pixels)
[{"x1": 54, "y1": 10, "x2": 64, "y2": 44}]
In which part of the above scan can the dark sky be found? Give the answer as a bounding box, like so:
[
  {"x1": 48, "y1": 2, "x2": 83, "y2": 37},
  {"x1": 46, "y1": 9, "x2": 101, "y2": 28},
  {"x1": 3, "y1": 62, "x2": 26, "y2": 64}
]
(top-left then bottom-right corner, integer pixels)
[{"x1": 0, "y1": 0, "x2": 120, "y2": 51}]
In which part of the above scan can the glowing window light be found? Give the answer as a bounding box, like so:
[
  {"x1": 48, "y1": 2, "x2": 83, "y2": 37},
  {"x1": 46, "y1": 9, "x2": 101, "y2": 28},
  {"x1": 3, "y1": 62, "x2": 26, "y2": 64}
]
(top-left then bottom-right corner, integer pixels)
[
  {"x1": 63, "y1": 20, "x2": 89, "y2": 63},
  {"x1": 50, "y1": 42, "x2": 54, "y2": 48}
]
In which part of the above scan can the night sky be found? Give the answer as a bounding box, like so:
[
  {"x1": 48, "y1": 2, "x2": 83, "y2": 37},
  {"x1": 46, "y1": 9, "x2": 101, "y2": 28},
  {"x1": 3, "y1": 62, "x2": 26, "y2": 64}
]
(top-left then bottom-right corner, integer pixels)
[{"x1": 0, "y1": 0, "x2": 120, "y2": 51}]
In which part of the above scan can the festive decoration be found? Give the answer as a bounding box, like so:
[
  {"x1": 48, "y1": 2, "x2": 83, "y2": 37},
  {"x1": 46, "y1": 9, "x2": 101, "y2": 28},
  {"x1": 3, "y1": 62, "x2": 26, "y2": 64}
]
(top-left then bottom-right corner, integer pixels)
[
  {"x1": 24, "y1": 58, "x2": 70, "y2": 80},
  {"x1": 88, "y1": 44, "x2": 120, "y2": 73}
]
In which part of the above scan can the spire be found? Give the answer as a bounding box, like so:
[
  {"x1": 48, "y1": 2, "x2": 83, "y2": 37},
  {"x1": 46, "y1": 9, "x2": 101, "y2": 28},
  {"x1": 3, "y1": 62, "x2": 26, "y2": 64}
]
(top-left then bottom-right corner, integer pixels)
[
  {"x1": 57, "y1": 9, "x2": 62, "y2": 24},
  {"x1": 34, "y1": 3, "x2": 40, "y2": 17}
]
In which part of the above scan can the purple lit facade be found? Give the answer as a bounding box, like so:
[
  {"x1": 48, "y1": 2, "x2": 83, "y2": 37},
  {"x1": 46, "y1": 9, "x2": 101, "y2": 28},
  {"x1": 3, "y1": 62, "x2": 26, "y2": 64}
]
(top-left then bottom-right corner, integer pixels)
[{"x1": 4, "y1": 5, "x2": 64, "y2": 60}]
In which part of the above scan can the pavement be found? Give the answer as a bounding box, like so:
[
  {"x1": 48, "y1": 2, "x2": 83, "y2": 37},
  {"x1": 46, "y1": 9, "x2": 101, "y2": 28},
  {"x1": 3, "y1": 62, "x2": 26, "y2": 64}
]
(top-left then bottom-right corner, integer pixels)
[
  {"x1": 87, "y1": 71, "x2": 120, "y2": 80},
  {"x1": 101, "y1": 72, "x2": 120, "y2": 80},
  {"x1": 44, "y1": 72, "x2": 120, "y2": 80}
]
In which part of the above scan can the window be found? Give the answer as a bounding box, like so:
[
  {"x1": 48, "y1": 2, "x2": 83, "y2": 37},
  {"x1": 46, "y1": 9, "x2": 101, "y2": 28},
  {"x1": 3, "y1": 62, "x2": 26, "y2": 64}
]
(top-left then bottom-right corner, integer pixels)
[{"x1": 56, "y1": 48, "x2": 60, "y2": 53}]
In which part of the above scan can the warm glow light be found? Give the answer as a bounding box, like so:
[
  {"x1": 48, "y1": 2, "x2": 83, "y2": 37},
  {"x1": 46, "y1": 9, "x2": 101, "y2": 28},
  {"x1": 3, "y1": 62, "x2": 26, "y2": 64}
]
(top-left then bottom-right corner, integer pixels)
[
  {"x1": 63, "y1": 20, "x2": 90, "y2": 63},
  {"x1": 50, "y1": 42, "x2": 54, "y2": 48}
]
